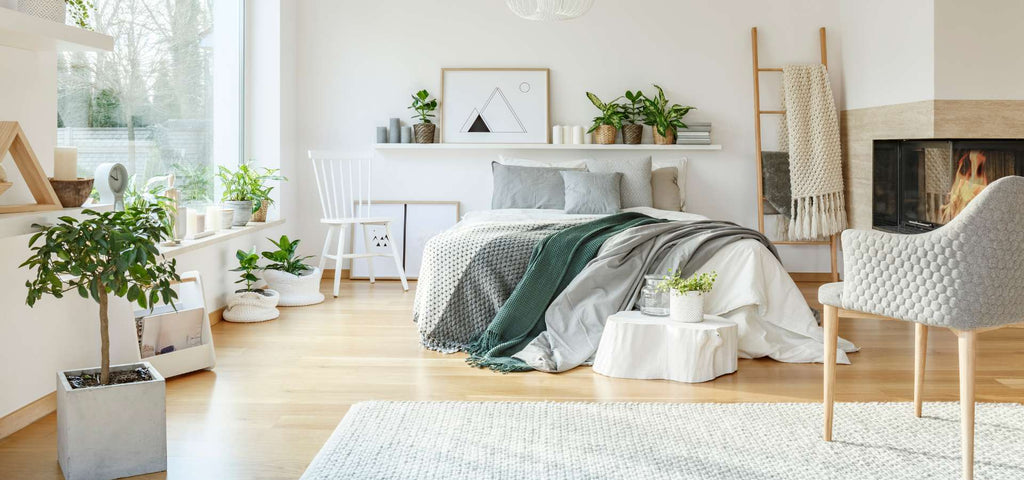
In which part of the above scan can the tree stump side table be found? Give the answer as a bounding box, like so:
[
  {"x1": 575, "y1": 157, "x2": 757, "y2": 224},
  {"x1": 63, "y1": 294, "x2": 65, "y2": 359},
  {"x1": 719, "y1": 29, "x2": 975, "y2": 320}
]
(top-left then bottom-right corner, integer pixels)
[{"x1": 592, "y1": 310, "x2": 738, "y2": 383}]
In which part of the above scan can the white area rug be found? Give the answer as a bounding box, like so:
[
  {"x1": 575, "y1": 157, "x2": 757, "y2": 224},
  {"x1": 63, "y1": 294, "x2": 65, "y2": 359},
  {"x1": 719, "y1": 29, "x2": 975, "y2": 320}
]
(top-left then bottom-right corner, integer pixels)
[{"x1": 301, "y1": 401, "x2": 1024, "y2": 479}]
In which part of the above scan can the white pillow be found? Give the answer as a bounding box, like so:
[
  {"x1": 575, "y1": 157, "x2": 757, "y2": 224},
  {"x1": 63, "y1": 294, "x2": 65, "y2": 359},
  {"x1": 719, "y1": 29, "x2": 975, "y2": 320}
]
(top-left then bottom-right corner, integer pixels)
[
  {"x1": 498, "y1": 155, "x2": 588, "y2": 170},
  {"x1": 653, "y1": 157, "x2": 688, "y2": 211}
]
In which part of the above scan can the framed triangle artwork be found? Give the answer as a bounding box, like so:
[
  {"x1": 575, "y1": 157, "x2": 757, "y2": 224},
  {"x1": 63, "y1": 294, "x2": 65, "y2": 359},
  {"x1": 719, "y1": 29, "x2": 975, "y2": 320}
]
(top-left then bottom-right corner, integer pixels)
[{"x1": 0, "y1": 121, "x2": 62, "y2": 214}]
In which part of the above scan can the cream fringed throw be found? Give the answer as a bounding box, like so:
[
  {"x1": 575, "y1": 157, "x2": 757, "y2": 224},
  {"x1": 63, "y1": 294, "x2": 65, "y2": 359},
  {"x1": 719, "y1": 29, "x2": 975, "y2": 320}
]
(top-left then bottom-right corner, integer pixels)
[{"x1": 779, "y1": 64, "x2": 847, "y2": 240}]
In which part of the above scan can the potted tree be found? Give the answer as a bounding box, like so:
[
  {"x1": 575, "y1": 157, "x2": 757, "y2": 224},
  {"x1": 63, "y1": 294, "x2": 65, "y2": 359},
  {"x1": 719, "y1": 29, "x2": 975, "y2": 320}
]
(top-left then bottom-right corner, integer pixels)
[
  {"x1": 222, "y1": 248, "x2": 280, "y2": 322},
  {"x1": 260, "y1": 235, "x2": 324, "y2": 306},
  {"x1": 642, "y1": 84, "x2": 696, "y2": 145},
  {"x1": 217, "y1": 161, "x2": 285, "y2": 226},
  {"x1": 621, "y1": 90, "x2": 646, "y2": 145},
  {"x1": 408, "y1": 89, "x2": 438, "y2": 144},
  {"x1": 586, "y1": 92, "x2": 624, "y2": 144},
  {"x1": 22, "y1": 204, "x2": 180, "y2": 480},
  {"x1": 657, "y1": 270, "x2": 717, "y2": 323}
]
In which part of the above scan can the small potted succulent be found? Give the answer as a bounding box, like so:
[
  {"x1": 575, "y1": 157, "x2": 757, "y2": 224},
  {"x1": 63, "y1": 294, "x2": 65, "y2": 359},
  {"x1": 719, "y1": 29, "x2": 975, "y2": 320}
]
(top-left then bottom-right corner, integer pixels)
[
  {"x1": 260, "y1": 235, "x2": 324, "y2": 306},
  {"x1": 586, "y1": 92, "x2": 624, "y2": 144},
  {"x1": 642, "y1": 84, "x2": 695, "y2": 145},
  {"x1": 621, "y1": 90, "x2": 646, "y2": 145},
  {"x1": 657, "y1": 270, "x2": 717, "y2": 323},
  {"x1": 222, "y1": 248, "x2": 280, "y2": 322},
  {"x1": 216, "y1": 160, "x2": 286, "y2": 226},
  {"x1": 408, "y1": 89, "x2": 438, "y2": 144}
]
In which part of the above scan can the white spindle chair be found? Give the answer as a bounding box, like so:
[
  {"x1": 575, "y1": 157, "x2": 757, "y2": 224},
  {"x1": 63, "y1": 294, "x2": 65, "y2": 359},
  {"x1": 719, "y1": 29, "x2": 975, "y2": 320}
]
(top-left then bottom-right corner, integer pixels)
[{"x1": 309, "y1": 150, "x2": 409, "y2": 297}]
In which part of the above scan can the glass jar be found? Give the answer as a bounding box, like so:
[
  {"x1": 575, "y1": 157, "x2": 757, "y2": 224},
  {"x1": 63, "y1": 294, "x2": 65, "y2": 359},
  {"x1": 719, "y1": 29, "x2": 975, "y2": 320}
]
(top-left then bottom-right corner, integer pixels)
[{"x1": 638, "y1": 274, "x2": 670, "y2": 316}]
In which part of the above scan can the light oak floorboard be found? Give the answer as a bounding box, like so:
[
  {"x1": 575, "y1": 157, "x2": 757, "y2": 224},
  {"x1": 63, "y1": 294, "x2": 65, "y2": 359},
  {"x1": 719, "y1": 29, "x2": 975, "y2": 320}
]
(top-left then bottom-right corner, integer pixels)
[{"x1": 1, "y1": 280, "x2": 1022, "y2": 479}]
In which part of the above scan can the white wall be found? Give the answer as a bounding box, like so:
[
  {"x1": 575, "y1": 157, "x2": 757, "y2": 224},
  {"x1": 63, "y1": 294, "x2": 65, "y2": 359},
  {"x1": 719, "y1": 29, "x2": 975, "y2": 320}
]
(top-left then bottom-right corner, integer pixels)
[
  {"x1": 933, "y1": 0, "x2": 1024, "y2": 100},
  {"x1": 0, "y1": 46, "x2": 57, "y2": 207},
  {"x1": 290, "y1": 0, "x2": 845, "y2": 272}
]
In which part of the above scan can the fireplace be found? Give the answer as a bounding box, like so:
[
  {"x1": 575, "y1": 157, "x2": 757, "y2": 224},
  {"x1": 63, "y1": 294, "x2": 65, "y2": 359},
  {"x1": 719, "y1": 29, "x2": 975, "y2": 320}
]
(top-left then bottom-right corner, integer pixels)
[{"x1": 873, "y1": 139, "x2": 1024, "y2": 233}]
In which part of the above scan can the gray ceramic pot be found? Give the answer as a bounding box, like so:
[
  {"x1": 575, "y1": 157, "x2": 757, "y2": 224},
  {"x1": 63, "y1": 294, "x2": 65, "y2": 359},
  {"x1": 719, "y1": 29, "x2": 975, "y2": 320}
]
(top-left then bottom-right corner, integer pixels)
[{"x1": 225, "y1": 200, "x2": 254, "y2": 226}]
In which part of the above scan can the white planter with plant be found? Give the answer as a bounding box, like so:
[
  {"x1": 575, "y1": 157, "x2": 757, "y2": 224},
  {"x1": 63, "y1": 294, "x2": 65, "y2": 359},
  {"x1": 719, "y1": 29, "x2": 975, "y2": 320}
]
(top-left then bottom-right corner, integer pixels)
[
  {"x1": 23, "y1": 204, "x2": 181, "y2": 480},
  {"x1": 260, "y1": 235, "x2": 324, "y2": 306},
  {"x1": 223, "y1": 248, "x2": 280, "y2": 322},
  {"x1": 408, "y1": 89, "x2": 438, "y2": 143},
  {"x1": 217, "y1": 161, "x2": 286, "y2": 226},
  {"x1": 658, "y1": 270, "x2": 717, "y2": 323}
]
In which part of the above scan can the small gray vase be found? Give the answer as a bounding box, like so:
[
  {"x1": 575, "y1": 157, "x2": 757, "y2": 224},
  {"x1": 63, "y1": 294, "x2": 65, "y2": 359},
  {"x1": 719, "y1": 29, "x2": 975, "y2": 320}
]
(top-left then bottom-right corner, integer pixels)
[{"x1": 225, "y1": 200, "x2": 254, "y2": 226}]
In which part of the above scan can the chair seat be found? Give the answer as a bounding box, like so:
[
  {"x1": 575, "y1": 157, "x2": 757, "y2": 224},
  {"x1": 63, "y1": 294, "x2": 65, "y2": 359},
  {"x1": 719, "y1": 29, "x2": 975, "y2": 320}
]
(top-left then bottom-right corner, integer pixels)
[
  {"x1": 818, "y1": 281, "x2": 843, "y2": 308},
  {"x1": 320, "y1": 217, "x2": 393, "y2": 225}
]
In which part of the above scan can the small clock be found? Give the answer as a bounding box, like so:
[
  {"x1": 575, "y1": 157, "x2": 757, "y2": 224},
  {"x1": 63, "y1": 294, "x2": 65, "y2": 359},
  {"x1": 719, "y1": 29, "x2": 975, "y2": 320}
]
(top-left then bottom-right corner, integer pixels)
[{"x1": 94, "y1": 163, "x2": 129, "y2": 211}]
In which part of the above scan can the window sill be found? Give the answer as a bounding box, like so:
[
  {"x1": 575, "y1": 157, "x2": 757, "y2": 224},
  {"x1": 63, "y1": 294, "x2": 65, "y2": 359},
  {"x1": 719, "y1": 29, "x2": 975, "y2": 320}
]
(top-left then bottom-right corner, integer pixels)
[
  {"x1": 0, "y1": 204, "x2": 114, "y2": 240},
  {"x1": 159, "y1": 219, "x2": 285, "y2": 258}
]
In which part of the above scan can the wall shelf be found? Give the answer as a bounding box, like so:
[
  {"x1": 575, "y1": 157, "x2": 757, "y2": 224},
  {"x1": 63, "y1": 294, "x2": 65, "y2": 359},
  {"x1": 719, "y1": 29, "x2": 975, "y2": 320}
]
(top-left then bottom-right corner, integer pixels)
[
  {"x1": 373, "y1": 143, "x2": 721, "y2": 151},
  {"x1": 0, "y1": 8, "x2": 114, "y2": 52}
]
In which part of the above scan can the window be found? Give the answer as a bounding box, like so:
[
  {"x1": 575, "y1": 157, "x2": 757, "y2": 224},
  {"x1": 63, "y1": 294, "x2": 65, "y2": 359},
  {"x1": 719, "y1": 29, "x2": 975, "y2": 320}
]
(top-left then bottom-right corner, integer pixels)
[{"x1": 57, "y1": 0, "x2": 243, "y2": 206}]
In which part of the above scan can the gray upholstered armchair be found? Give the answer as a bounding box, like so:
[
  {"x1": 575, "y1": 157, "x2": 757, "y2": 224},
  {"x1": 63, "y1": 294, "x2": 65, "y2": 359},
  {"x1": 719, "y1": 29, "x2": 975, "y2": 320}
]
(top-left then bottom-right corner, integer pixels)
[{"x1": 818, "y1": 175, "x2": 1024, "y2": 480}]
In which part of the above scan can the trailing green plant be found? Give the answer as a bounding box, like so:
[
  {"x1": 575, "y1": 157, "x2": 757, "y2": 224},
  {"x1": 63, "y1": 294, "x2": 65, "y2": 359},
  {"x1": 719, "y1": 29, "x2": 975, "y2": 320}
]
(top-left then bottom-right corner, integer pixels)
[
  {"x1": 232, "y1": 247, "x2": 262, "y2": 292},
  {"x1": 408, "y1": 89, "x2": 438, "y2": 124},
  {"x1": 656, "y1": 270, "x2": 718, "y2": 295},
  {"x1": 642, "y1": 84, "x2": 696, "y2": 137},
  {"x1": 172, "y1": 161, "x2": 214, "y2": 204},
  {"x1": 217, "y1": 160, "x2": 286, "y2": 212},
  {"x1": 585, "y1": 92, "x2": 624, "y2": 133},
  {"x1": 261, "y1": 235, "x2": 313, "y2": 276},
  {"x1": 66, "y1": 0, "x2": 93, "y2": 30},
  {"x1": 21, "y1": 204, "x2": 180, "y2": 385},
  {"x1": 622, "y1": 90, "x2": 646, "y2": 125}
]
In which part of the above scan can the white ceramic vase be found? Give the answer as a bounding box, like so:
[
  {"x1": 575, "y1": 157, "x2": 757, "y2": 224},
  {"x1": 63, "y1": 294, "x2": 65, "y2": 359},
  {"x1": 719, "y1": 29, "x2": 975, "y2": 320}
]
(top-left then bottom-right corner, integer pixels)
[
  {"x1": 262, "y1": 268, "x2": 325, "y2": 307},
  {"x1": 670, "y1": 290, "x2": 705, "y2": 323},
  {"x1": 18, "y1": 0, "x2": 66, "y2": 23},
  {"x1": 222, "y1": 289, "x2": 280, "y2": 322}
]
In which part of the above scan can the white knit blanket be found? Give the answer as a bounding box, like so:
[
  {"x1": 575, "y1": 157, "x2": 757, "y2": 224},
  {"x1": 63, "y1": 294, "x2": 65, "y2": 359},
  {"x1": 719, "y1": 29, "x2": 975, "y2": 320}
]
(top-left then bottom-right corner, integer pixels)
[{"x1": 779, "y1": 64, "x2": 847, "y2": 240}]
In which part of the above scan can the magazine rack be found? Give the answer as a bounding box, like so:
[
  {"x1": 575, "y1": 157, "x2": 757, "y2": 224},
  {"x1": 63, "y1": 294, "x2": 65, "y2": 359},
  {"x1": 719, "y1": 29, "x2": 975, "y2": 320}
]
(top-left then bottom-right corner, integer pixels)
[{"x1": 132, "y1": 271, "x2": 216, "y2": 378}]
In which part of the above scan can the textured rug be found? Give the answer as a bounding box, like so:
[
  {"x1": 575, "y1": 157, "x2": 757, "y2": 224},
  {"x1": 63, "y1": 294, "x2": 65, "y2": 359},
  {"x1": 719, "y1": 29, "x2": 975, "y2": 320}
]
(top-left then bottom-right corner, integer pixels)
[{"x1": 301, "y1": 401, "x2": 1024, "y2": 480}]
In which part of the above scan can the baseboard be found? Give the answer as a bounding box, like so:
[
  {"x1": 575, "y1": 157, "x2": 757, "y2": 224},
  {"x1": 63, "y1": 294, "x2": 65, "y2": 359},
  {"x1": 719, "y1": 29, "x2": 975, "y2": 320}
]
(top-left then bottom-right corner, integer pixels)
[
  {"x1": 209, "y1": 306, "x2": 224, "y2": 326},
  {"x1": 0, "y1": 392, "x2": 55, "y2": 440},
  {"x1": 322, "y1": 268, "x2": 350, "y2": 280},
  {"x1": 790, "y1": 272, "x2": 837, "y2": 283}
]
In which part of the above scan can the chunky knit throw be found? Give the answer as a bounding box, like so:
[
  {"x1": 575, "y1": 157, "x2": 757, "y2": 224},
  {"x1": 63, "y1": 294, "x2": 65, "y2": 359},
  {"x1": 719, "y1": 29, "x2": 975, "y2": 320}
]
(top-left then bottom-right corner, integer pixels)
[{"x1": 779, "y1": 64, "x2": 847, "y2": 240}]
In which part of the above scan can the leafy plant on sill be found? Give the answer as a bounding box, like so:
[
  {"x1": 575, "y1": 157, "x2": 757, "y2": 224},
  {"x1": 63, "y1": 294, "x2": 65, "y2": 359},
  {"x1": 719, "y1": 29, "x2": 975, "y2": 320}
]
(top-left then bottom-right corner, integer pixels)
[
  {"x1": 66, "y1": 0, "x2": 93, "y2": 30},
  {"x1": 622, "y1": 90, "x2": 647, "y2": 125},
  {"x1": 586, "y1": 92, "x2": 624, "y2": 133},
  {"x1": 124, "y1": 181, "x2": 175, "y2": 239},
  {"x1": 408, "y1": 89, "x2": 438, "y2": 124},
  {"x1": 262, "y1": 235, "x2": 313, "y2": 276},
  {"x1": 217, "y1": 160, "x2": 286, "y2": 212},
  {"x1": 232, "y1": 247, "x2": 262, "y2": 292},
  {"x1": 642, "y1": 84, "x2": 695, "y2": 137},
  {"x1": 22, "y1": 204, "x2": 180, "y2": 385},
  {"x1": 656, "y1": 270, "x2": 717, "y2": 296},
  {"x1": 172, "y1": 161, "x2": 214, "y2": 204}
]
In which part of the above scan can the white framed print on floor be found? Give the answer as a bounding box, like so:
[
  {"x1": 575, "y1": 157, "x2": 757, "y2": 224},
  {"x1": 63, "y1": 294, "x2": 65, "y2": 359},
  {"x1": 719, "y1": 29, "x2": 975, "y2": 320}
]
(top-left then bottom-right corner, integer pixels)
[{"x1": 441, "y1": 68, "x2": 550, "y2": 144}]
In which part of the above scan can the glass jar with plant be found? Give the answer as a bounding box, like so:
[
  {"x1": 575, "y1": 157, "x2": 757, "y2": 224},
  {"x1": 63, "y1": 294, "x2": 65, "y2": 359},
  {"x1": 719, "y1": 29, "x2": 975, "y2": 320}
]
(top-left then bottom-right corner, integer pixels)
[
  {"x1": 586, "y1": 92, "x2": 624, "y2": 145},
  {"x1": 657, "y1": 270, "x2": 717, "y2": 323},
  {"x1": 621, "y1": 90, "x2": 646, "y2": 145},
  {"x1": 223, "y1": 247, "x2": 281, "y2": 322},
  {"x1": 642, "y1": 84, "x2": 696, "y2": 145},
  {"x1": 408, "y1": 89, "x2": 438, "y2": 144},
  {"x1": 216, "y1": 161, "x2": 286, "y2": 226},
  {"x1": 260, "y1": 235, "x2": 325, "y2": 306}
]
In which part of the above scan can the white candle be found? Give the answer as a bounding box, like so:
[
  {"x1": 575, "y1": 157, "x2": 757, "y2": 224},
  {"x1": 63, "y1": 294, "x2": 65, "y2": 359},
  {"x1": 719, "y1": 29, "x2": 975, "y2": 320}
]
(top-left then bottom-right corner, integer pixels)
[
  {"x1": 186, "y1": 208, "x2": 198, "y2": 237},
  {"x1": 195, "y1": 213, "x2": 206, "y2": 234},
  {"x1": 552, "y1": 125, "x2": 563, "y2": 144},
  {"x1": 571, "y1": 126, "x2": 584, "y2": 145},
  {"x1": 53, "y1": 147, "x2": 78, "y2": 180},
  {"x1": 205, "y1": 205, "x2": 221, "y2": 231},
  {"x1": 220, "y1": 209, "x2": 235, "y2": 230},
  {"x1": 561, "y1": 126, "x2": 571, "y2": 145}
]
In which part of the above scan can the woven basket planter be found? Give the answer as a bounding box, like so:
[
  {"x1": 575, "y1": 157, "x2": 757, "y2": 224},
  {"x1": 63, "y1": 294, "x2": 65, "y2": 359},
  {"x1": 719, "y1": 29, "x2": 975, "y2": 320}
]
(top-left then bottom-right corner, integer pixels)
[
  {"x1": 49, "y1": 177, "x2": 94, "y2": 207},
  {"x1": 414, "y1": 123, "x2": 436, "y2": 144},
  {"x1": 622, "y1": 124, "x2": 643, "y2": 145},
  {"x1": 18, "y1": 0, "x2": 65, "y2": 23},
  {"x1": 593, "y1": 125, "x2": 618, "y2": 145},
  {"x1": 223, "y1": 289, "x2": 280, "y2": 323},
  {"x1": 262, "y1": 268, "x2": 325, "y2": 307},
  {"x1": 251, "y1": 202, "x2": 269, "y2": 222},
  {"x1": 653, "y1": 128, "x2": 676, "y2": 145}
]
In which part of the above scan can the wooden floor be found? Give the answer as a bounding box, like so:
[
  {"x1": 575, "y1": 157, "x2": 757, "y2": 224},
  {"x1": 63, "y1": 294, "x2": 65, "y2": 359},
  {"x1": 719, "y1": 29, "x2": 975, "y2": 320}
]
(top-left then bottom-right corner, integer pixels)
[{"x1": 1, "y1": 279, "x2": 1022, "y2": 479}]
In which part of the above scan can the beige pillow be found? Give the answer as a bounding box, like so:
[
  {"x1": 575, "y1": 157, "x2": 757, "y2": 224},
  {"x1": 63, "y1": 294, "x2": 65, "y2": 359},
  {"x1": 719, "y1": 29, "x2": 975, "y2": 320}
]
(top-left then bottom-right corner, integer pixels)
[
  {"x1": 651, "y1": 167, "x2": 682, "y2": 211},
  {"x1": 498, "y1": 155, "x2": 588, "y2": 170}
]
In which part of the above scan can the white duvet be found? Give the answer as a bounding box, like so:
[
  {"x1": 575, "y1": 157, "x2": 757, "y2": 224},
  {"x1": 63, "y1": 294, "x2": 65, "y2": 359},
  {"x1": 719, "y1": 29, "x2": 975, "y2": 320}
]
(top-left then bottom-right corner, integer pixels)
[{"x1": 456, "y1": 208, "x2": 857, "y2": 364}]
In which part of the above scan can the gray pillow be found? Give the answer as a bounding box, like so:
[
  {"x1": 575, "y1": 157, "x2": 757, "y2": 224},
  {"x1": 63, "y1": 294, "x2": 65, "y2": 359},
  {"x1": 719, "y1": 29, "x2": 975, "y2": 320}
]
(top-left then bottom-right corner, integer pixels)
[
  {"x1": 585, "y1": 156, "x2": 653, "y2": 208},
  {"x1": 491, "y1": 162, "x2": 576, "y2": 209},
  {"x1": 561, "y1": 171, "x2": 622, "y2": 214}
]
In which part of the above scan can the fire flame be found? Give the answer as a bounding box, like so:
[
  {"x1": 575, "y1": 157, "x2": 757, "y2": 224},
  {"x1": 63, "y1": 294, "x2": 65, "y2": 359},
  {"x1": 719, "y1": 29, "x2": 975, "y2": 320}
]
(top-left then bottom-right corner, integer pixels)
[{"x1": 939, "y1": 150, "x2": 988, "y2": 223}]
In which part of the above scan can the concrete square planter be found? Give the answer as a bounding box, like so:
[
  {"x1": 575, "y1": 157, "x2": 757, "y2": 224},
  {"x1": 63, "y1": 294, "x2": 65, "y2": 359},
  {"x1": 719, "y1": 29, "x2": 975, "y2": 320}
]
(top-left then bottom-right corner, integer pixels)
[{"x1": 57, "y1": 362, "x2": 166, "y2": 480}]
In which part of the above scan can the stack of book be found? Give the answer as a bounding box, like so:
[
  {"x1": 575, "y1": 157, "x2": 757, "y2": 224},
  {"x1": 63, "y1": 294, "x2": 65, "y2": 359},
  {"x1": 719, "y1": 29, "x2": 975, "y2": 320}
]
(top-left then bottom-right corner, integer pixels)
[{"x1": 676, "y1": 122, "x2": 712, "y2": 145}]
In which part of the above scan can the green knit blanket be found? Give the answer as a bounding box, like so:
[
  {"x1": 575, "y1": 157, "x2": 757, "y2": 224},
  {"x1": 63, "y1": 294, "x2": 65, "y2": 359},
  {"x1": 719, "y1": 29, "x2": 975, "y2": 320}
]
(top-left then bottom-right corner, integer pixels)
[{"x1": 466, "y1": 212, "x2": 663, "y2": 372}]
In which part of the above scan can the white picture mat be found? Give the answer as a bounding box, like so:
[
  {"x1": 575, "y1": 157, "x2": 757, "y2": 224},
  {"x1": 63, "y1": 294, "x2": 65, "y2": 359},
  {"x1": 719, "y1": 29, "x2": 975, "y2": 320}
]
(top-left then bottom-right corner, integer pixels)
[
  {"x1": 442, "y1": 69, "x2": 549, "y2": 144},
  {"x1": 351, "y1": 203, "x2": 406, "y2": 279}
]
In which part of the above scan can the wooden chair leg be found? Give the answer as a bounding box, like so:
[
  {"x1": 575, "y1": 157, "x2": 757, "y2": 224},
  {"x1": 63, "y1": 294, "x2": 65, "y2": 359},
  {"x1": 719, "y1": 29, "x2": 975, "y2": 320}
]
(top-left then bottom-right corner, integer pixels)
[
  {"x1": 333, "y1": 225, "x2": 347, "y2": 298},
  {"x1": 914, "y1": 323, "x2": 929, "y2": 418},
  {"x1": 823, "y1": 304, "x2": 839, "y2": 442},
  {"x1": 360, "y1": 223, "x2": 376, "y2": 284},
  {"x1": 954, "y1": 329, "x2": 976, "y2": 480}
]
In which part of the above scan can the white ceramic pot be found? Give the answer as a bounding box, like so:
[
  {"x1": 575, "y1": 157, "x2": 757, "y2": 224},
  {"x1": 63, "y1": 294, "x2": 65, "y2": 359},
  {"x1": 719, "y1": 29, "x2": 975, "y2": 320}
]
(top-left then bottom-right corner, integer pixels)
[
  {"x1": 57, "y1": 362, "x2": 166, "y2": 480},
  {"x1": 670, "y1": 290, "x2": 705, "y2": 323},
  {"x1": 262, "y1": 267, "x2": 325, "y2": 307},
  {"x1": 225, "y1": 200, "x2": 253, "y2": 226},
  {"x1": 222, "y1": 289, "x2": 280, "y2": 322},
  {"x1": 18, "y1": 0, "x2": 66, "y2": 23}
]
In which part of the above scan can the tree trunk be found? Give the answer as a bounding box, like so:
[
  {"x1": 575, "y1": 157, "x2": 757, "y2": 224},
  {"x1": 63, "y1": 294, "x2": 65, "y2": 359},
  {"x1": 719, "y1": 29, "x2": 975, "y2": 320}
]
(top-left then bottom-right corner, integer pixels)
[{"x1": 98, "y1": 284, "x2": 111, "y2": 385}]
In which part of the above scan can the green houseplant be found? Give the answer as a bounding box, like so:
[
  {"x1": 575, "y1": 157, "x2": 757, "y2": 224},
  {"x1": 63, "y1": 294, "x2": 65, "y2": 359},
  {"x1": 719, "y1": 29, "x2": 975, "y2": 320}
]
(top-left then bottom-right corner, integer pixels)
[
  {"x1": 223, "y1": 248, "x2": 281, "y2": 322},
  {"x1": 217, "y1": 161, "x2": 286, "y2": 225},
  {"x1": 657, "y1": 270, "x2": 717, "y2": 323},
  {"x1": 408, "y1": 89, "x2": 438, "y2": 144},
  {"x1": 260, "y1": 235, "x2": 325, "y2": 306},
  {"x1": 621, "y1": 90, "x2": 646, "y2": 145},
  {"x1": 586, "y1": 92, "x2": 624, "y2": 144},
  {"x1": 642, "y1": 84, "x2": 695, "y2": 145}
]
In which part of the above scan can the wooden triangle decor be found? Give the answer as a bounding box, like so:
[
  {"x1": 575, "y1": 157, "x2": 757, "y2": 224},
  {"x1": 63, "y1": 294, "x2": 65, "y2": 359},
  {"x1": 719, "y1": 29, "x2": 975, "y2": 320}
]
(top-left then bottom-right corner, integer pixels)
[{"x1": 0, "y1": 121, "x2": 61, "y2": 214}]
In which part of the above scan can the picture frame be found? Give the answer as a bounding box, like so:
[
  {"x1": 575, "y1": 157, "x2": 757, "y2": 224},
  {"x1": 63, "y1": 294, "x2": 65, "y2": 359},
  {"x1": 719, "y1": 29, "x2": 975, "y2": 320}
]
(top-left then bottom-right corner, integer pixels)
[{"x1": 440, "y1": 68, "x2": 550, "y2": 144}]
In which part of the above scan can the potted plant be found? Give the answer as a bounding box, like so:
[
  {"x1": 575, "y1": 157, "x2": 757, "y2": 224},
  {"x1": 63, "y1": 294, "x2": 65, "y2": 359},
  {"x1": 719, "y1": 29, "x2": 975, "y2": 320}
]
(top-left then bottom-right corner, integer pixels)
[
  {"x1": 249, "y1": 166, "x2": 285, "y2": 222},
  {"x1": 216, "y1": 161, "x2": 285, "y2": 226},
  {"x1": 408, "y1": 89, "x2": 438, "y2": 144},
  {"x1": 586, "y1": 92, "x2": 624, "y2": 144},
  {"x1": 261, "y1": 235, "x2": 324, "y2": 306},
  {"x1": 642, "y1": 84, "x2": 696, "y2": 145},
  {"x1": 21, "y1": 203, "x2": 180, "y2": 480},
  {"x1": 657, "y1": 270, "x2": 717, "y2": 323},
  {"x1": 18, "y1": 0, "x2": 92, "y2": 29},
  {"x1": 222, "y1": 247, "x2": 280, "y2": 322},
  {"x1": 621, "y1": 90, "x2": 646, "y2": 145}
]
